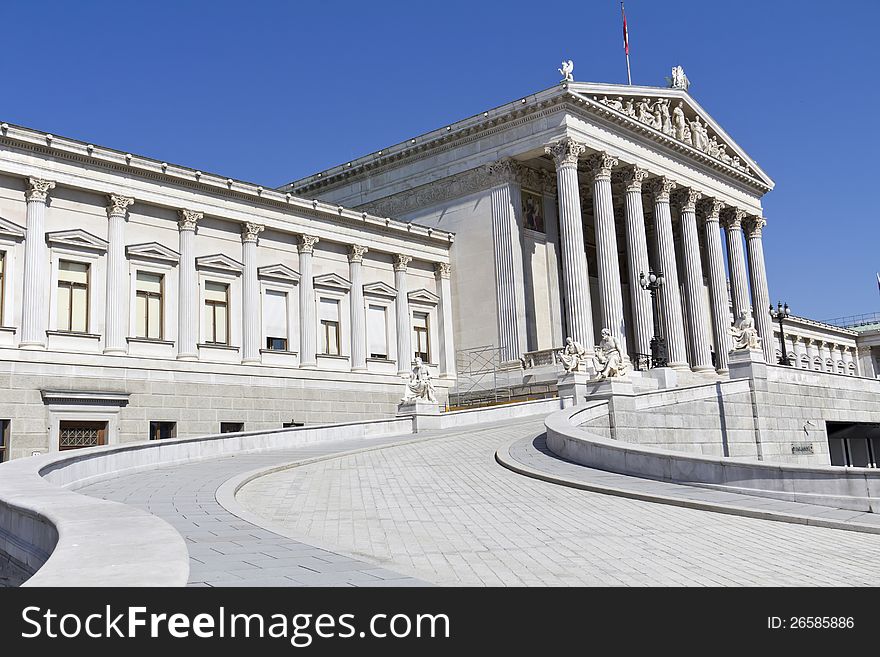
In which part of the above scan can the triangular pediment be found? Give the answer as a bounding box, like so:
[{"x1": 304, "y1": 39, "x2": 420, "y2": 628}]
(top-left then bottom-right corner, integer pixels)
[
  {"x1": 46, "y1": 229, "x2": 108, "y2": 253},
  {"x1": 0, "y1": 216, "x2": 25, "y2": 240},
  {"x1": 195, "y1": 253, "x2": 243, "y2": 273},
  {"x1": 566, "y1": 83, "x2": 772, "y2": 188},
  {"x1": 126, "y1": 242, "x2": 180, "y2": 264},
  {"x1": 313, "y1": 272, "x2": 351, "y2": 290},
  {"x1": 407, "y1": 288, "x2": 440, "y2": 304},
  {"x1": 363, "y1": 281, "x2": 397, "y2": 299},
  {"x1": 258, "y1": 263, "x2": 300, "y2": 284}
]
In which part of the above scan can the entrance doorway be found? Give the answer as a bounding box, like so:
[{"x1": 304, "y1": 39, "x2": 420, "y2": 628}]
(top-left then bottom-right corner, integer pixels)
[
  {"x1": 58, "y1": 420, "x2": 107, "y2": 451},
  {"x1": 827, "y1": 422, "x2": 880, "y2": 467}
]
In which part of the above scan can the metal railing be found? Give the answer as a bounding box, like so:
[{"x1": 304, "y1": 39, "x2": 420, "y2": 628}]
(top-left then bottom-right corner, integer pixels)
[
  {"x1": 520, "y1": 347, "x2": 562, "y2": 369},
  {"x1": 822, "y1": 312, "x2": 880, "y2": 329},
  {"x1": 447, "y1": 345, "x2": 509, "y2": 409}
]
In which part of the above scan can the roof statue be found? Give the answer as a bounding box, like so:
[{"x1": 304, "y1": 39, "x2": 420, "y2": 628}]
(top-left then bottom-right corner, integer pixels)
[
  {"x1": 558, "y1": 60, "x2": 574, "y2": 83},
  {"x1": 669, "y1": 65, "x2": 690, "y2": 91}
]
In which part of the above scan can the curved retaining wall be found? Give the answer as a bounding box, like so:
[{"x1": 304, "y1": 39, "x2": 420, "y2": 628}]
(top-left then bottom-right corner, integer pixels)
[
  {"x1": 0, "y1": 417, "x2": 412, "y2": 587},
  {"x1": 545, "y1": 403, "x2": 880, "y2": 513}
]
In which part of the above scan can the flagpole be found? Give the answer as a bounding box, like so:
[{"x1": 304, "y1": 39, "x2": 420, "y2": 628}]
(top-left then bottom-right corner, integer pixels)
[{"x1": 621, "y1": 1, "x2": 632, "y2": 84}]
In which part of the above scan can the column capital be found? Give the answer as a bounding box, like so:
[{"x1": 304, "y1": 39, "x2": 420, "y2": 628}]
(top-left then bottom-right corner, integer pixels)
[
  {"x1": 106, "y1": 194, "x2": 134, "y2": 219},
  {"x1": 486, "y1": 158, "x2": 519, "y2": 186},
  {"x1": 545, "y1": 138, "x2": 586, "y2": 167},
  {"x1": 720, "y1": 206, "x2": 747, "y2": 230},
  {"x1": 744, "y1": 215, "x2": 767, "y2": 238},
  {"x1": 347, "y1": 244, "x2": 369, "y2": 263},
  {"x1": 25, "y1": 177, "x2": 56, "y2": 203},
  {"x1": 697, "y1": 197, "x2": 725, "y2": 222},
  {"x1": 672, "y1": 188, "x2": 702, "y2": 212},
  {"x1": 585, "y1": 152, "x2": 619, "y2": 182},
  {"x1": 298, "y1": 234, "x2": 319, "y2": 253},
  {"x1": 177, "y1": 209, "x2": 202, "y2": 231},
  {"x1": 647, "y1": 176, "x2": 677, "y2": 202},
  {"x1": 394, "y1": 254, "x2": 412, "y2": 272},
  {"x1": 241, "y1": 222, "x2": 265, "y2": 243},
  {"x1": 434, "y1": 262, "x2": 451, "y2": 279},
  {"x1": 620, "y1": 165, "x2": 649, "y2": 192}
]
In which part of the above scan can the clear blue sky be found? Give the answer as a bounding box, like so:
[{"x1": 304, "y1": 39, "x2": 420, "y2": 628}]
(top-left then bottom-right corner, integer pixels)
[{"x1": 2, "y1": 1, "x2": 877, "y2": 321}]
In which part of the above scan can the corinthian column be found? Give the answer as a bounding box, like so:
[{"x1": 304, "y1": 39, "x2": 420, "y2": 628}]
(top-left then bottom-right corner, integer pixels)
[
  {"x1": 699, "y1": 198, "x2": 732, "y2": 372},
  {"x1": 722, "y1": 207, "x2": 751, "y2": 321},
  {"x1": 298, "y1": 234, "x2": 319, "y2": 368},
  {"x1": 545, "y1": 138, "x2": 594, "y2": 352},
  {"x1": 744, "y1": 216, "x2": 774, "y2": 363},
  {"x1": 241, "y1": 222, "x2": 264, "y2": 364},
  {"x1": 177, "y1": 210, "x2": 201, "y2": 360},
  {"x1": 648, "y1": 177, "x2": 687, "y2": 369},
  {"x1": 674, "y1": 188, "x2": 713, "y2": 371},
  {"x1": 348, "y1": 244, "x2": 368, "y2": 371},
  {"x1": 20, "y1": 178, "x2": 55, "y2": 348},
  {"x1": 394, "y1": 254, "x2": 412, "y2": 375},
  {"x1": 103, "y1": 195, "x2": 134, "y2": 354},
  {"x1": 587, "y1": 152, "x2": 627, "y2": 357},
  {"x1": 435, "y1": 262, "x2": 456, "y2": 378},
  {"x1": 621, "y1": 166, "x2": 653, "y2": 357}
]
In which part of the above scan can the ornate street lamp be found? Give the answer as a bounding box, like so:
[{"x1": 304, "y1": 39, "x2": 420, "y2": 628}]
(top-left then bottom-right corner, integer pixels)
[
  {"x1": 639, "y1": 270, "x2": 667, "y2": 368},
  {"x1": 769, "y1": 301, "x2": 791, "y2": 365}
]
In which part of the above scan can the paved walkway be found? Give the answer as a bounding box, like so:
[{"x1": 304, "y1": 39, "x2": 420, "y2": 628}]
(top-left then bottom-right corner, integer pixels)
[
  {"x1": 79, "y1": 433, "x2": 425, "y2": 587},
  {"x1": 237, "y1": 417, "x2": 880, "y2": 586}
]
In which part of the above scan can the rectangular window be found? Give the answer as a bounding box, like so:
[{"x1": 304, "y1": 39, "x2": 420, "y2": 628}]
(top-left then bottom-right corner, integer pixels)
[
  {"x1": 220, "y1": 422, "x2": 244, "y2": 434},
  {"x1": 57, "y1": 260, "x2": 90, "y2": 333},
  {"x1": 264, "y1": 289, "x2": 288, "y2": 351},
  {"x1": 135, "y1": 271, "x2": 164, "y2": 339},
  {"x1": 319, "y1": 297, "x2": 340, "y2": 356},
  {"x1": 412, "y1": 311, "x2": 430, "y2": 363},
  {"x1": 149, "y1": 421, "x2": 177, "y2": 441},
  {"x1": 367, "y1": 304, "x2": 388, "y2": 359},
  {"x1": 204, "y1": 281, "x2": 229, "y2": 345},
  {"x1": 0, "y1": 251, "x2": 5, "y2": 325},
  {"x1": 58, "y1": 420, "x2": 106, "y2": 451},
  {"x1": 0, "y1": 420, "x2": 9, "y2": 462}
]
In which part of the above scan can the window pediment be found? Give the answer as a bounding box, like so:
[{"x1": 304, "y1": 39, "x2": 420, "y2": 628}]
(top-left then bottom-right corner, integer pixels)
[
  {"x1": 407, "y1": 288, "x2": 440, "y2": 305},
  {"x1": 258, "y1": 264, "x2": 300, "y2": 284},
  {"x1": 363, "y1": 281, "x2": 397, "y2": 299},
  {"x1": 126, "y1": 242, "x2": 180, "y2": 264},
  {"x1": 196, "y1": 253, "x2": 243, "y2": 274},
  {"x1": 46, "y1": 229, "x2": 108, "y2": 253},
  {"x1": 314, "y1": 272, "x2": 351, "y2": 290},
  {"x1": 0, "y1": 216, "x2": 25, "y2": 241}
]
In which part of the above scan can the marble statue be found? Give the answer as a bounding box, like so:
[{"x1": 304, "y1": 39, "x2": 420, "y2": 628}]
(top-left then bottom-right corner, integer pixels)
[
  {"x1": 729, "y1": 310, "x2": 762, "y2": 351},
  {"x1": 670, "y1": 65, "x2": 690, "y2": 91},
  {"x1": 559, "y1": 337, "x2": 589, "y2": 373},
  {"x1": 659, "y1": 99, "x2": 674, "y2": 136},
  {"x1": 403, "y1": 357, "x2": 437, "y2": 402},
  {"x1": 689, "y1": 116, "x2": 709, "y2": 151},
  {"x1": 594, "y1": 328, "x2": 628, "y2": 380},
  {"x1": 559, "y1": 60, "x2": 574, "y2": 83},
  {"x1": 672, "y1": 101, "x2": 690, "y2": 143}
]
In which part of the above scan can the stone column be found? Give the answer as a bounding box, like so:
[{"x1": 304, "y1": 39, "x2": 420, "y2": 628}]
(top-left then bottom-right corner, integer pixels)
[
  {"x1": 857, "y1": 347, "x2": 875, "y2": 378},
  {"x1": 545, "y1": 138, "x2": 594, "y2": 351},
  {"x1": 648, "y1": 177, "x2": 687, "y2": 369},
  {"x1": 20, "y1": 178, "x2": 55, "y2": 348},
  {"x1": 699, "y1": 198, "x2": 731, "y2": 372},
  {"x1": 103, "y1": 195, "x2": 135, "y2": 355},
  {"x1": 394, "y1": 254, "x2": 412, "y2": 375},
  {"x1": 807, "y1": 339, "x2": 820, "y2": 369},
  {"x1": 674, "y1": 188, "x2": 713, "y2": 371},
  {"x1": 487, "y1": 160, "x2": 526, "y2": 361},
  {"x1": 241, "y1": 222, "x2": 264, "y2": 364},
  {"x1": 298, "y1": 235, "x2": 319, "y2": 368},
  {"x1": 842, "y1": 346, "x2": 854, "y2": 374},
  {"x1": 176, "y1": 210, "x2": 201, "y2": 360},
  {"x1": 820, "y1": 341, "x2": 832, "y2": 371},
  {"x1": 793, "y1": 336, "x2": 808, "y2": 368},
  {"x1": 721, "y1": 207, "x2": 751, "y2": 321},
  {"x1": 621, "y1": 166, "x2": 653, "y2": 358},
  {"x1": 587, "y1": 152, "x2": 627, "y2": 357},
  {"x1": 744, "y1": 216, "x2": 774, "y2": 364},
  {"x1": 435, "y1": 262, "x2": 456, "y2": 378},
  {"x1": 348, "y1": 244, "x2": 368, "y2": 372}
]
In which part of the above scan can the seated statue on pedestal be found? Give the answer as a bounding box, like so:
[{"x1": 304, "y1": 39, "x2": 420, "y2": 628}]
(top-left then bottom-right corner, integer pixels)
[
  {"x1": 559, "y1": 337, "x2": 589, "y2": 373},
  {"x1": 594, "y1": 328, "x2": 628, "y2": 380},
  {"x1": 402, "y1": 357, "x2": 437, "y2": 403},
  {"x1": 729, "y1": 309, "x2": 762, "y2": 351}
]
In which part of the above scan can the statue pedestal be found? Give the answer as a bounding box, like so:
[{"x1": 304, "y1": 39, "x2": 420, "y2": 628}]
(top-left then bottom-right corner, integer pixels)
[
  {"x1": 583, "y1": 377, "x2": 634, "y2": 400},
  {"x1": 728, "y1": 348, "x2": 767, "y2": 381},
  {"x1": 643, "y1": 367, "x2": 678, "y2": 390},
  {"x1": 557, "y1": 372, "x2": 592, "y2": 408},
  {"x1": 396, "y1": 398, "x2": 442, "y2": 432}
]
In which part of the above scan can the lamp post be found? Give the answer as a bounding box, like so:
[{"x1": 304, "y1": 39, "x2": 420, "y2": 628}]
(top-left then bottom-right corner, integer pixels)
[
  {"x1": 769, "y1": 301, "x2": 791, "y2": 365},
  {"x1": 639, "y1": 270, "x2": 667, "y2": 368}
]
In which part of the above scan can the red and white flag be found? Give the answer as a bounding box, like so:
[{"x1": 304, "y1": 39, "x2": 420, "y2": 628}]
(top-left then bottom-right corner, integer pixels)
[{"x1": 622, "y1": 2, "x2": 630, "y2": 55}]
